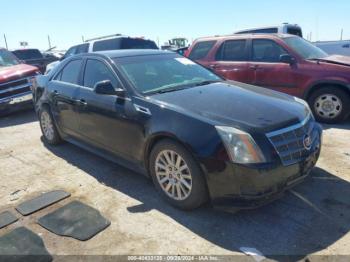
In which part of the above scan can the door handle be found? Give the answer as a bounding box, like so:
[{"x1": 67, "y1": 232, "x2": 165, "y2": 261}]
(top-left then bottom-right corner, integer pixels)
[
  {"x1": 77, "y1": 99, "x2": 87, "y2": 106},
  {"x1": 249, "y1": 65, "x2": 259, "y2": 70},
  {"x1": 209, "y1": 64, "x2": 218, "y2": 69},
  {"x1": 53, "y1": 90, "x2": 59, "y2": 95}
]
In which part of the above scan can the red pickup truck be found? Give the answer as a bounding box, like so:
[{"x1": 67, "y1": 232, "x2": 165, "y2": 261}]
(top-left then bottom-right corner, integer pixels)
[
  {"x1": 0, "y1": 48, "x2": 39, "y2": 115},
  {"x1": 186, "y1": 34, "x2": 350, "y2": 123}
]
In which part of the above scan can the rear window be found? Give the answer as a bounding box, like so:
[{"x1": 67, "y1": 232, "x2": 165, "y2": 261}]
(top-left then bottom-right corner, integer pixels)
[
  {"x1": 216, "y1": 40, "x2": 247, "y2": 61},
  {"x1": 121, "y1": 38, "x2": 158, "y2": 49},
  {"x1": 93, "y1": 38, "x2": 121, "y2": 52},
  {"x1": 93, "y1": 38, "x2": 158, "y2": 52},
  {"x1": 287, "y1": 27, "x2": 303, "y2": 37},
  {"x1": 12, "y1": 49, "x2": 43, "y2": 60},
  {"x1": 189, "y1": 41, "x2": 216, "y2": 60}
]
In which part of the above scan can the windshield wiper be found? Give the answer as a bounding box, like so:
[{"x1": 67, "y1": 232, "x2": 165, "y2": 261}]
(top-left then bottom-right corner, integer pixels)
[{"x1": 192, "y1": 80, "x2": 222, "y2": 87}]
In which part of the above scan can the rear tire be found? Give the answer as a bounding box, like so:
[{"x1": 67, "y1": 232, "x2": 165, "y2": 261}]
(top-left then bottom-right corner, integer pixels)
[
  {"x1": 39, "y1": 106, "x2": 62, "y2": 145},
  {"x1": 149, "y1": 139, "x2": 208, "y2": 210},
  {"x1": 308, "y1": 87, "x2": 350, "y2": 124}
]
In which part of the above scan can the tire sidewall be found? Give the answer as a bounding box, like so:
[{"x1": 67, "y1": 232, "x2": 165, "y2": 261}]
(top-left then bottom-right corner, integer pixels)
[{"x1": 149, "y1": 139, "x2": 208, "y2": 210}]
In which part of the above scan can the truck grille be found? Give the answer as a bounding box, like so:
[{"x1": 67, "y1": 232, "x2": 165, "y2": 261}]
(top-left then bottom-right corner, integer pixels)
[
  {"x1": 0, "y1": 76, "x2": 33, "y2": 101},
  {"x1": 266, "y1": 115, "x2": 319, "y2": 166}
]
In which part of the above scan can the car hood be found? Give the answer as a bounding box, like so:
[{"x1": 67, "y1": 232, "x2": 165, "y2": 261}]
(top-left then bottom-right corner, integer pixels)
[
  {"x1": 317, "y1": 55, "x2": 350, "y2": 66},
  {"x1": 151, "y1": 81, "x2": 310, "y2": 133},
  {"x1": 0, "y1": 64, "x2": 38, "y2": 83}
]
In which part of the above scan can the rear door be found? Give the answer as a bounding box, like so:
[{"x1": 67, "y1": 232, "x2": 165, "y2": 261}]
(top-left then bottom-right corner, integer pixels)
[
  {"x1": 210, "y1": 39, "x2": 253, "y2": 83},
  {"x1": 248, "y1": 39, "x2": 299, "y2": 94},
  {"x1": 49, "y1": 59, "x2": 83, "y2": 137}
]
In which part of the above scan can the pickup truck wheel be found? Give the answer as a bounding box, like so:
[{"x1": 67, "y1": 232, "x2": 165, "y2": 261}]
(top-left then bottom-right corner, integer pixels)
[
  {"x1": 149, "y1": 139, "x2": 208, "y2": 210},
  {"x1": 39, "y1": 107, "x2": 62, "y2": 145},
  {"x1": 308, "y1": 87, "x2": 350, "y2": 124}
]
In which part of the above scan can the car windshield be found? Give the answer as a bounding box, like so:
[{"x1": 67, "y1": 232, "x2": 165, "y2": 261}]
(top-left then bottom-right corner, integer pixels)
[
  {"x1": 283, "y1": 36, "x2": 328, "y2": 59},
  {"x1": 0, "y1": 49, "x2": 20, "y2": 67},
  {"x1": 116, "y1": 54, "x2": 222, "y2": 95}
]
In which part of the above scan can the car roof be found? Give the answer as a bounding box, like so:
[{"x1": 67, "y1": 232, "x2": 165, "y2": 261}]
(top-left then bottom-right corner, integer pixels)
[
  {"x1": 78, "y1": 49, "x2": 172, "y2": 59},
  {"x1": 194, "y1": 33, "x2": 294, "y2": 42}
]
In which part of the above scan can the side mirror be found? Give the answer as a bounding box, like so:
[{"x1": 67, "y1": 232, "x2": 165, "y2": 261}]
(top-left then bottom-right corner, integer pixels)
[
  {"x1": 280, "y1": 54, "x2": 295, "y2": 65},
  {"x1": 93, "y1": 80, "x2": 125, "y2": 97}
]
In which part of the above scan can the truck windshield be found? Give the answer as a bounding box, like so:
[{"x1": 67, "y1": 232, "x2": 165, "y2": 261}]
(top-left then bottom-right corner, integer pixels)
[
  {"x1": 0, "y1": 49, "x2": 20, "y2": 67},
  {"x1": 283, "y1": 37, "x2": 328, "y2": 59},
  {"x1": 116, "y1": 54, "x2": 221, "y2": 95}
]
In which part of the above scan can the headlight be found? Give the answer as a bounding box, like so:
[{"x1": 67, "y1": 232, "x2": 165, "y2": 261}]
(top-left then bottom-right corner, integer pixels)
[{"x1": 216, "y1": 126, "x2": 266, "y2": 164}]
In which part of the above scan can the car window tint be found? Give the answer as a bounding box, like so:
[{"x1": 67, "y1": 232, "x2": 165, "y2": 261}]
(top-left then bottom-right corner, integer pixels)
[
  {"x1": 60, "y1": 59, "x2": 82, "y2": 84},
  {"x1": 76, "y1": 44, "x2": 89, "y2": 54},
  {"x1": 93, "y1": 38, "x2": 121, "y2": 52},
  {"x1": 189, "y1": 41, "x2": 216, "y2": 60},
  {"x1": 64, "y1": 46, "x2": 78, "y2": 58},
  {"x1": 216, "y1": 40, "x2": 247, "y2": 61},
  {"x1": 83, "y1": 59, "x2": 118, "y2": 88},
  {"x1": 120, "y1": 38, "x2": 158, "y2": 49},
  {"x1": 13, "y1": 49, "x2": 43, "y2": 60},
  {"x1": 252, "y1": 39, "x2": 288, "y2": 62}
]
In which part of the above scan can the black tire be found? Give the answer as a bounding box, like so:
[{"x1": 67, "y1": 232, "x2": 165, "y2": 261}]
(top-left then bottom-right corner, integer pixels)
[
  {"x1": 149, "y1": 139, "x2": 208, "y2": 210},
  {"x1": 308, "y1": 87, "x2": 350, "y2": 124},
  {"x1": 39, "y1": 106, "x2": 62, "y2": 145}
]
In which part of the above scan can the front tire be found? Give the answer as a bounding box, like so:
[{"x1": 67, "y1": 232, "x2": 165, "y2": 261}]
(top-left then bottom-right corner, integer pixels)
[
  {"x1": 149, "y1": 139, "x2": 208, "y2": 210},
  {"x1": 308, "y1": 87, "x2": 350, "y2": 124},
  {"x1": 39, "y1": 106, "x2": 62, "y2": 145}
]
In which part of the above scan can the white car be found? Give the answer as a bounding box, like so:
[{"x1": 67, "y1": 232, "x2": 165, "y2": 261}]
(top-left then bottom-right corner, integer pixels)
[{"x1": 45, "y1": 34, "x2": 158, "y2": 74}]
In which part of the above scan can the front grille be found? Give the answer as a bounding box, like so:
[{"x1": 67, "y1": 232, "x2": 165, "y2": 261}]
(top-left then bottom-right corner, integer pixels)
[
  {"x1": 0, "y1": 76, "x2": 33, "y2": 101},
  {"x1": 267, "y1": 115, "x2": 319, "y2": 166}
]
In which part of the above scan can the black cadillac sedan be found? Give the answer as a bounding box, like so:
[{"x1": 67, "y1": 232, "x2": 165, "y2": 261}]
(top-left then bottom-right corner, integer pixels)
[{"x1": 33, "y1": 50, "x2": 322, "y2": 211}]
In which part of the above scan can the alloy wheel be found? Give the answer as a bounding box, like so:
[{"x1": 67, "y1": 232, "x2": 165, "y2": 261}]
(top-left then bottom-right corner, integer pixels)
[
  {"x1": 41, "y1": 111, "x2": 55, "y2": 141},
  {"x1": 155, "y1": 150, "x2": 192, "y2": 201}
]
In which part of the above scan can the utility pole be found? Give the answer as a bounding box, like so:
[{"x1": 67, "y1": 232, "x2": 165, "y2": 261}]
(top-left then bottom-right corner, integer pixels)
[
  {"x1": 48, "y1": 35, "x2": 52, "y2": 49},
  {"x1": 3, "y1": 34, "x2": 8, "y2": 49},
  {"x1": 340, "y1": 28, "x2": 343, "y2": 40}
]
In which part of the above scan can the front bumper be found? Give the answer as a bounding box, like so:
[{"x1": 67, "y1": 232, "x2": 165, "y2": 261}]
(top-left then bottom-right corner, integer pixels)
[
  {"x1": 204, "y1": 129, "x2": 322, "y2": 211},
  {"x1": 0, "y1": 92, "x2": 33, "y2": 115}
]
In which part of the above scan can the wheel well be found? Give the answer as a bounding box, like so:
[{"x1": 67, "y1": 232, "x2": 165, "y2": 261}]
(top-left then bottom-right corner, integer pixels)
[
  {"x1": 305, "y1": 83, "x2": 350, "y2": 100},
  {"x1": 144, "y1": 135, "x2": 211, "y2": 197},
  {"x1": 144, "y1": 135, "x2": 183, "y2": 173},
  {"x1": 144, "y1": 135, "x2": 201, "y2": 174}
]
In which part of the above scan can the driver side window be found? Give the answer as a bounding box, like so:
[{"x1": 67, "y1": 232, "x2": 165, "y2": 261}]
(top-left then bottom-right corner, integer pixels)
[
  {"x1": 252, "y1": 39, "x2": 288, "y2": 63},
  {"x1": 83, "y1": 59, "x2": 119, "y2": 89}
]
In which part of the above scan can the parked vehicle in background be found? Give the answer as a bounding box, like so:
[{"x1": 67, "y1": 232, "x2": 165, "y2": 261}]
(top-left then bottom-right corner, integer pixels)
[
  {"x1": 186, "y1": 34, "x2": 350, "y2": 123},
  {"x1": 0, "y1": 48, "x2": 39, "y2": 115},
  {"x1": 161, "y1": 37, "x2": 189, "y2": 55},
  {"x1": 33, "y1": 50, "x2": 322, "y2": 211},
  {"x1": 12, "y1": 48, "x2": 57, "y2": 73},
  {"x1": 235, "y1": 23, "x2": 303, "y2": 37},
  {"x1": 314, "y1": 40, "x2": 350, "y2": 56},
  {"x1": 45, "y1": 34, "x2": 159, "y2": 74}
]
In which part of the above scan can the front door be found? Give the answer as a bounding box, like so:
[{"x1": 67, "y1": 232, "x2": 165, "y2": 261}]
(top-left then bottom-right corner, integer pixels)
[
  {"x1": 76, "y1": 58, "x2": 143, "y2": 162},
  {"x1": 249, "y1": 39, "x2": 300, "y2": 96}
]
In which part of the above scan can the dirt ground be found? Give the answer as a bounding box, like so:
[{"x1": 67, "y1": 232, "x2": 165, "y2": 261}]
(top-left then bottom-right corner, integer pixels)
[{"x1": 0, "y1": 110, "x2": 349, "y2": 260}]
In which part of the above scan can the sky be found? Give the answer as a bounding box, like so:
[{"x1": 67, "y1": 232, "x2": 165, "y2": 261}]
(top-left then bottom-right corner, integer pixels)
[{"x1": 1, "y1": 0, "x2": 349, "y2": 51}]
